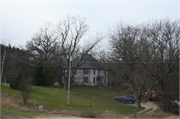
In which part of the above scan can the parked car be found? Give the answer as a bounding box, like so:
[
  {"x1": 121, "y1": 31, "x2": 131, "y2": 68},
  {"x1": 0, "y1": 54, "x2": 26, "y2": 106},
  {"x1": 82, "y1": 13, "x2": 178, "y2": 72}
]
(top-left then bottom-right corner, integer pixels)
[
  {"x1": 171, "y1": 97, "x2": 179, "y2": 109},
  {"x1": 171, "y1": 100, "x2": 180, "y2": 109},
  {"x1": 115, "y1": 95, "x2": 136, "y2": 104}
]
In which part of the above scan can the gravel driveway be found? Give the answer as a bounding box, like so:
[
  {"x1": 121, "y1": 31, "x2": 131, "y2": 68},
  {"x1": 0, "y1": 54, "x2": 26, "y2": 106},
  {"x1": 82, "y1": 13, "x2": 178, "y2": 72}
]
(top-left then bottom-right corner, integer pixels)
[{"x1": 137, "y1": 101, "x2": 159, "y2": 114}]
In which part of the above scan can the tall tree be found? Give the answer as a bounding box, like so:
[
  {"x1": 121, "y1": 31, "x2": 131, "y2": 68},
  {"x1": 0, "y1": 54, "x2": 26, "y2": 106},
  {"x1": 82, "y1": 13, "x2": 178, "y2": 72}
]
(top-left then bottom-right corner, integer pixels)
[
  {"x1": 103, "y1": 18, "x2": 179, "y2": 112},
  {"x1": 25, "y1": 22, "x2": 58, "y2": 85},
  {"x1": 55, "y1": 15, "x2": 102, "y2": 90},
  {"x1": 107, "y1": 23, "x2": 145, "y2": 108},
  {"x1": 138, "y1": 18, "x2": 180, "y2": 112},
  {"x1": 26, "y1": 22, "x2": 58, "y2": 65}
]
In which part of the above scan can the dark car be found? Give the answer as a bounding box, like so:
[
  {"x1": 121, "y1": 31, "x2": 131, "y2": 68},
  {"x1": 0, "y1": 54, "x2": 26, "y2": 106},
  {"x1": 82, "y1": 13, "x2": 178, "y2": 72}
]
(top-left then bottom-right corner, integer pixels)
[
  {"x1": 171, "y1": 97, "x2": 179, "y2": 109},
  {"x1": 115, "y1": 95, "x2": 136, "y2": 104}
]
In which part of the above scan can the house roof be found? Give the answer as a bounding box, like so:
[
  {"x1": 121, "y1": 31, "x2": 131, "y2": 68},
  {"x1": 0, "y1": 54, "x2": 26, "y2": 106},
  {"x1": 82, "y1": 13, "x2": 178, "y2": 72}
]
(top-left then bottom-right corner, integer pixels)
[{"x1": 63, "y1": 54, "x2": 107, "y2": 70}]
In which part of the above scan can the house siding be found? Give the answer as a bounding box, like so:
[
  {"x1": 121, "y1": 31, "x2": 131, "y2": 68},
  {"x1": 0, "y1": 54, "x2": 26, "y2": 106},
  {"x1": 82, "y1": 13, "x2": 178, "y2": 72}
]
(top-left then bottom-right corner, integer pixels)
[{"x1": 63, "y1": 68, "x2": 107, "y2": 86}]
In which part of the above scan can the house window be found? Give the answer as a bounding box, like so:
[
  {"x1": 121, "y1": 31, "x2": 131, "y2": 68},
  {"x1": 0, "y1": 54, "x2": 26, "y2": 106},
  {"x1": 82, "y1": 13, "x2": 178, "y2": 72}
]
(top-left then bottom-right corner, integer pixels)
[
  {"x1": 93, "y1": 77, "x2": 95, "y2": 84},
  {"x1": 98, "y1": 70, "x2": 100, "y2": 75},
  {"x1": 84, "y1": 69, "x2": 88, "y2": 74},
  {"x1": 64, "y1": 69, "x2": 67, "y2": 73},
  {"x1": 105, "y1": 71, "x2": 106, "y2": 75},
  {"x1": 83, "y1": 77, "x2": 88, "y2": 83},
  {"x1": 94, "y1": 69, "x2": 95, "y2": 75}
]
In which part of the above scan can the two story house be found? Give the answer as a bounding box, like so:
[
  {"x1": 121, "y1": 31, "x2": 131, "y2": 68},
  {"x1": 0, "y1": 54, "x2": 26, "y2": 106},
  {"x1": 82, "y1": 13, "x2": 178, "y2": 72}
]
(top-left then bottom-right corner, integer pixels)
[{"x1": 63, "y1": 54, "x2": 108, "y2": 86}]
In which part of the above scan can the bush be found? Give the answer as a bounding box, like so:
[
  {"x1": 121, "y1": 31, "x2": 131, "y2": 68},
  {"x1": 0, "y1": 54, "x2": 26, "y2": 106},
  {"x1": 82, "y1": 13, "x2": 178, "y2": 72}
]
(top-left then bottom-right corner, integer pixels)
[
  {"x1": 19, "y1": 80, "x2": 33, "y2": 105},
  {"x1": 10, "y1": 68, "x2": 23, "y2": 90}
]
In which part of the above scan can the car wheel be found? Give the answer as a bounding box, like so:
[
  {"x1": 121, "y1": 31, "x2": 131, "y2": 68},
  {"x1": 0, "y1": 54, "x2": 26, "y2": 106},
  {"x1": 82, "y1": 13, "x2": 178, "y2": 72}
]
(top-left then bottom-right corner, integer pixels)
[
  {"x1": 129, "y1": 100, "x2": 133, "y2": 104},
  {"x1": 118, "y1": 98, "x2": 121, "y2": 102}
]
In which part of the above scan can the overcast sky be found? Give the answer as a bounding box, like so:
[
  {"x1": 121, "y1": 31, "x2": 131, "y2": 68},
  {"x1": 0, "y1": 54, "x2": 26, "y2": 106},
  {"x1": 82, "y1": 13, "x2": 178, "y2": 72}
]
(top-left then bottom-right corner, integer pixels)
[{"x1": 1, "y1": 0, "x2": 180, "y2": 47}]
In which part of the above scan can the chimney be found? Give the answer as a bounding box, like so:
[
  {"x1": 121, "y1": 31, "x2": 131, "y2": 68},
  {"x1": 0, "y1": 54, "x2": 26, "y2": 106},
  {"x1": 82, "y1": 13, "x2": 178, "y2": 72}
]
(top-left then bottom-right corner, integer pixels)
[{"x1": 79, "y1": 52, "x2": 82, "y2": 60}]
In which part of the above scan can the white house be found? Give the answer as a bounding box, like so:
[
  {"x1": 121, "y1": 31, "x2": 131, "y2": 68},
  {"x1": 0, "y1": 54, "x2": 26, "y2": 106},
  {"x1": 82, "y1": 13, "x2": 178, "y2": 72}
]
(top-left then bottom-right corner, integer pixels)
[{"x1": 63, "y1": 54, "x2": 108, "y2": 86}]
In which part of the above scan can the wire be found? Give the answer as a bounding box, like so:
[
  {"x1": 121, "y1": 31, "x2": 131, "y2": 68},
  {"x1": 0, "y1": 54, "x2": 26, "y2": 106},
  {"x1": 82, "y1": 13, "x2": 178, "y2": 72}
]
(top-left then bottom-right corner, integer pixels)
[
  {"x1": 6, "y1": 51, "x2": 37, "y2": 66},
  {"x1": 5, "y1": 50, "x2": 179, "y2": 68},
  {"x1": 6, "y1": 51, "x2": 63, "y2": 67}
]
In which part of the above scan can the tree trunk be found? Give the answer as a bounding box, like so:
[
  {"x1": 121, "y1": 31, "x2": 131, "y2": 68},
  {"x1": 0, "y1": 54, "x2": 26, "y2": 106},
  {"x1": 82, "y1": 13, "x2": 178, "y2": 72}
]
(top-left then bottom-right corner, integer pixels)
[
  {"x1": 161, "y1": 93, "x2": 171, "y2": 112},
  {"x1": 138, "y1": 83, "x2": 141, "y2": 108},
  {"x1": 138, "y1": 95, "x2": 141, "y2": 108}
]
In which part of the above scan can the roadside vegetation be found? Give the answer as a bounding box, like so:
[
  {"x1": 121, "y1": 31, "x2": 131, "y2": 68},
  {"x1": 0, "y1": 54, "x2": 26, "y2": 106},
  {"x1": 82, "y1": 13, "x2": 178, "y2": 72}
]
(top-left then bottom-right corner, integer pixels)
[{"x1": 1, "y1": 83, "x2": 141, "y2": 118}]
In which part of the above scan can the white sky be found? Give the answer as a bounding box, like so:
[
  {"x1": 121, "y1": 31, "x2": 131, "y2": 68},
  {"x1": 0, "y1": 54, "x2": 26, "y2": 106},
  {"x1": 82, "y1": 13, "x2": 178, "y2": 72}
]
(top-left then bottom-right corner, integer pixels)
[{"x1": 1, "y1": 0, "x2": 180, "y2": 47}]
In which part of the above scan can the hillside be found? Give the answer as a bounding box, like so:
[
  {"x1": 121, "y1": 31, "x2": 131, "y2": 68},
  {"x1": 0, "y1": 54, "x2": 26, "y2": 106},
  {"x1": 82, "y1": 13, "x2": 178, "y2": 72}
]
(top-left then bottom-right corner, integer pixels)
[{"x1": 1, "y1": 83, "x2": 138, "y2": 118}]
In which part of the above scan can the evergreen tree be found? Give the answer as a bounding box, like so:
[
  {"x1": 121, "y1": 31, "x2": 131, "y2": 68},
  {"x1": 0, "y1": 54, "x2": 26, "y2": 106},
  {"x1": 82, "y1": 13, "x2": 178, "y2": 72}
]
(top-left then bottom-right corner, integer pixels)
[
  {"x1": 44, "y1": 66, "x2": 53, "y2": 86},
  {"x1": 32, "y1": 63, "x2": 53, "y2": 86},
  {"x1": 10, "y1": 68, "x2": 23, "y2": 90}
]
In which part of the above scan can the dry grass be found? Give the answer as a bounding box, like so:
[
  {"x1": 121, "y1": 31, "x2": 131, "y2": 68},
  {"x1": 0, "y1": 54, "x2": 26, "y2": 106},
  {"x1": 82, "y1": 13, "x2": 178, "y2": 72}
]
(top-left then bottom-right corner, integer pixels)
[
  {"x1": 1, "y1": 93, "x2": 25, "y2": 109},
  {"x1": 79, "y1": 110, "x2": 123, "y2": 118},
  {"x1": 137, "y1": 110, "x2": 179, "y2": 118},
  {"x1": 1, "y1": 93, "x2": 62, "y2": 115}
]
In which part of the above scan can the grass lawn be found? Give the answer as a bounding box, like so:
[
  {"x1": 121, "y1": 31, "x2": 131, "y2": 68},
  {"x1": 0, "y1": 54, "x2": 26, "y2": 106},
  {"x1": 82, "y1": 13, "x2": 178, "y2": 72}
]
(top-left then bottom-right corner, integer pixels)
[{"x1": 1, "y1": 83, "x2": 141, "y2": 117}]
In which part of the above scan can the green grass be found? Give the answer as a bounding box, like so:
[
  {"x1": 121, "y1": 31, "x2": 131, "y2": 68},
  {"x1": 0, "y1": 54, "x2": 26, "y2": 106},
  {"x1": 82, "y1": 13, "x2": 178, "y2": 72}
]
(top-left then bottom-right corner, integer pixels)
[{"x1": 1, "y1": 83, "x2": 140, "y2": 116}]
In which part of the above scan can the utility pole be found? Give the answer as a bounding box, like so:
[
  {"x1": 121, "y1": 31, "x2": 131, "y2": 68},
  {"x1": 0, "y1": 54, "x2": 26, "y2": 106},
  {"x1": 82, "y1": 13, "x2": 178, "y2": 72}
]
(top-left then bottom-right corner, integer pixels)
[
  {"x1": 0, "y1": 49, "x2": 6, "y2": 82},
  {"x1": 67, "y1": 50, "x2": 72, "y2": 106},
  {"x1": 0, "y1": 44, "x2": 1, "y2": 83},
  {"x1": 179, "y1": 47, "x2": 180, "y2": 116}
]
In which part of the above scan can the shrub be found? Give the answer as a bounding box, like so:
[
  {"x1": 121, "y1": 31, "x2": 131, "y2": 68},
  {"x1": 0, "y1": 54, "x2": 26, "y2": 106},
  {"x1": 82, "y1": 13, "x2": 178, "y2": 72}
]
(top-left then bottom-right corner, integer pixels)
[{"x1": 19, "y1": 80, "x2": 33, "y2": 105}]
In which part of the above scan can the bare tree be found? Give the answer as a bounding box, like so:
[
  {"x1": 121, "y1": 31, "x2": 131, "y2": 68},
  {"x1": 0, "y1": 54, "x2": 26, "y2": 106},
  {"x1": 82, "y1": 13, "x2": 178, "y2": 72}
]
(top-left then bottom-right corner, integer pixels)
[
  {"x1": 105, "y1": 23, "x2": 144, "y2": 108},
  {"x1": 56, "y1": 15, "x2": 102, "y2": 90},
  {"x1": 24, "y1": 22, "x2": 60, "y2": 85},
  {"x1": 138, "y1": 18, "x2": 180, "y2": 112},
  {"x1": 26, "y1": 22, "x2": 58, "y2": 65},
  {"x1": 100, "y1": 19, "x2": 179, "y2": 113}
]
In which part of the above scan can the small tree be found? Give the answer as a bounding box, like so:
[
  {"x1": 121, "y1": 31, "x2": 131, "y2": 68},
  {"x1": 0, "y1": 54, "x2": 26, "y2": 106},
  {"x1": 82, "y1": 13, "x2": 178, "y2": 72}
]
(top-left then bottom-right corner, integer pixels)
[
  {"x1": 10, "y1": 68, "x2": 23, "y2": 90},
  {"x1": 10, "y1": 68, "x2": 32, "y2": 105}
]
